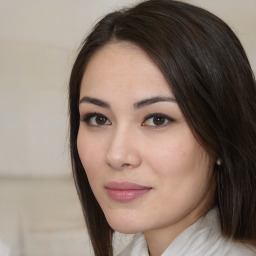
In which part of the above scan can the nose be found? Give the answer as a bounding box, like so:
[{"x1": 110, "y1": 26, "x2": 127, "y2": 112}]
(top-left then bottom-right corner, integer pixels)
[{"x1": 105, "y1": 127, "x2": 141, "y2": 170}]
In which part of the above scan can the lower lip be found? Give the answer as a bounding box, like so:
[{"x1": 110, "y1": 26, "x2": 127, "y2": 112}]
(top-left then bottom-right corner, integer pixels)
[{"x1": 106, "y1": 188, "x2": 151, "y2": 202}]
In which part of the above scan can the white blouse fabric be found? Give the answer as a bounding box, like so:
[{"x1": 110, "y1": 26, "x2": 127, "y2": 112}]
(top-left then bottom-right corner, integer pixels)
[{"x1": 117, "y1": 208, "x2": 256, "y2": 256}]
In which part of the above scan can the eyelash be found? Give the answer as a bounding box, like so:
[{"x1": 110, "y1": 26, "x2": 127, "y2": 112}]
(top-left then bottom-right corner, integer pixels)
[
  {"x1": 142, "y1": 113, "x2": 174, "y2": 128},
  {"x1": 81, "y1": 112, "x2": 111, "y2": 127},
  {"x1": 80, "y1": 112, "x2": 174, "y2": 128}
]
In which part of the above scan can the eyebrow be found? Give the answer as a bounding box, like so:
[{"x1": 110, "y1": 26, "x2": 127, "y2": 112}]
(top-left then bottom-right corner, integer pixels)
[
  {"x1": 134, "y1": 96, "x2": 177, "y2": 109},
  {"x1": 79, "y1": 96, "x2": 177, "y2": 109},
  {"x1": 79, "y1": 96, "x2": 110, "y2": 108}
]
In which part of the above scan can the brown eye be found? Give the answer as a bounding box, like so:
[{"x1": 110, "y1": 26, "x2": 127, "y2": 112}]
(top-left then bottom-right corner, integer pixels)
[
  {"x1": 153, "y1": 116, "x2": 166, "y2": 126},
  {"x1": 95, "y1": 115, "x2": 108, "y2": 125},
  {"x1": 142, "y1": 113, "x2": 174, "y2": 127},
  {"x1": 82, "y1": 113, "x2": 111, "y2": 126}
]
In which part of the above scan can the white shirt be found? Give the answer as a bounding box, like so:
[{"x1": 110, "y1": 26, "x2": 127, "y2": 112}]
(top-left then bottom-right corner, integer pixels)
[{"x1": 117, "y1": 208, "x2": 256, "y2": 256}]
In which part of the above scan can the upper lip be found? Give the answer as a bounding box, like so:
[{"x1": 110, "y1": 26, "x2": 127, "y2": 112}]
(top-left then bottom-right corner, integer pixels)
[{"x1": 105, "y1": 181, "x2": 152, "y2": 190}]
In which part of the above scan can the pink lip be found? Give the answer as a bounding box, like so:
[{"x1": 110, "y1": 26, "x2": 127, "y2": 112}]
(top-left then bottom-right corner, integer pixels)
[{"x1": 105, "y1": 182, "x2": 152, "y2": 202}]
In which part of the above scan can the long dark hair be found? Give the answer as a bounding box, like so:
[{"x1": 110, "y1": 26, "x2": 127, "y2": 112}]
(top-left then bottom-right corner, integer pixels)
[{"x1": 69, "y1": 0, "x2": 256, "y2": 255}]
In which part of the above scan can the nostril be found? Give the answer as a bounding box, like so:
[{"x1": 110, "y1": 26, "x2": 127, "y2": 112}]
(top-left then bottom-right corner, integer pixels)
[
  {"x1": 105, "y1": 149, "x2": 141, "y2": 170},
  {"x1": 121, "y1": 163, "x2": 131, "y2": 169}
]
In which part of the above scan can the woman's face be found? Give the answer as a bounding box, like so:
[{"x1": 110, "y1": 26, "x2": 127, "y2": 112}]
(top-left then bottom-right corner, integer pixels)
[{"x1": 77, "y1": 42, "x2": 214, "y2": 237}]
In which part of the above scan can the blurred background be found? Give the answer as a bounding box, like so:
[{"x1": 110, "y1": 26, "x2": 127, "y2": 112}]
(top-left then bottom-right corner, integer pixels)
[{"x1": 0, "y1": 0, "x2": 255, "y2": 255}]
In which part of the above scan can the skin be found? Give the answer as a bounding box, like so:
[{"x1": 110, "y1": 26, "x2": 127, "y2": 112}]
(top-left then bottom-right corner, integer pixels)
[{"x1": 77, "y1": 42, "x2": 214, "y2": 256}]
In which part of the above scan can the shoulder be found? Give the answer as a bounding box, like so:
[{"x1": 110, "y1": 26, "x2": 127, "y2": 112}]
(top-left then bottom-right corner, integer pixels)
[
  {"x1": 191, "y1": 208, "x2": 256, "y2": 255},
  {"x1": 116, "y1": 208, "x2": 256, "y2": 256},
  {"x1": 201, "y1": 209, "x2": 256, "y2": 255},
  {"x1": 192, "y1": 208, "x2": 256, "y2": 255},
  {"x1": 163, "y1": 208, "x2": 256, "y2": 256},
  {"x1": 212, "y1": 240, "x2": 256, "y2": 256}
]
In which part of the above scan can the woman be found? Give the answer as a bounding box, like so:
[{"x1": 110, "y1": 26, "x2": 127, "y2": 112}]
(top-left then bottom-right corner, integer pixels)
[{"x1": 69, "y1": 0, "x2": 256, "y2": 255}]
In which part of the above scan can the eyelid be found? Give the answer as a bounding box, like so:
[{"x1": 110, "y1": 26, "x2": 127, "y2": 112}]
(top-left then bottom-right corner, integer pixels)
[
  {"x1": 142, "y1": 113, "x2": 174, "y2": 127},
  {"x1": 80, "y1": 112, "x2": 111, "y2": 126}
]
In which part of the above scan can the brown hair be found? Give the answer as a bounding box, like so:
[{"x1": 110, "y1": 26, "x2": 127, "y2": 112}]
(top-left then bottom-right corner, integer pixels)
[{"x1": 69, "y1": 0, "x2": 256, "y2": 255}]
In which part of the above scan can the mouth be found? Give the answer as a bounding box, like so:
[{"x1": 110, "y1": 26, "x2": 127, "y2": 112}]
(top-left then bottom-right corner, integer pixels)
[{"x1": 105, "y1": 182, "x2": 152, "y2": 202}]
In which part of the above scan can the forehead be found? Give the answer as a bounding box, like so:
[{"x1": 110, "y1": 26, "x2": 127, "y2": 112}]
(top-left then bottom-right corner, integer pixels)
[{"x1": 80, "y1": 42, "x2": 173, "y2": 99}]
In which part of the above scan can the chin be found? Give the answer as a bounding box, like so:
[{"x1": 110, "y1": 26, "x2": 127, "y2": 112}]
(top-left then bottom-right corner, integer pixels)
[
  {"x1": 111, "y1": 224, "x2": 142, "y2": 234},
  {"x1": 105, "y1": 214, "x2": 144, "y2": 234}
]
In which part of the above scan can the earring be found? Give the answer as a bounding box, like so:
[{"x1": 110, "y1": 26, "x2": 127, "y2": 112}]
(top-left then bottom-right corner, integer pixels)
[{"x1": 216, "y1": 158, "x2": 222, "y2": 165}]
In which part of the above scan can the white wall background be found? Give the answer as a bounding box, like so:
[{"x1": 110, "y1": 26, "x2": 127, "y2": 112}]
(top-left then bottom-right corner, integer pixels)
[{"x1": 0, "y1": 0, "x2": 255, "y2": 177}]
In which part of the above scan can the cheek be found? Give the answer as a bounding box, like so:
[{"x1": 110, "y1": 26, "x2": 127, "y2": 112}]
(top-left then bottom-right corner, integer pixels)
[
  {"x1": 149, "y1": 141, "x2": 213, "y2": 214},
  {"x1": 77, "y1": 129, "x2": 105, "y2": 174},
  {"x1": 142, "y1": 126, "x2": 193, "y2": 171},
  {"x1": 146, "y1": 132, "x2": 211, "y2": 185},
  {"x1": 145, "y1": 138, "x2": 191, "y2": 175},
  {"x1": 77, "y1": 130, "x2": 107, "y2": 201}
]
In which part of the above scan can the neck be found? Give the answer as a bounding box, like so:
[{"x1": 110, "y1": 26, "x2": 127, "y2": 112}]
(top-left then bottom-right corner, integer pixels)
[{"x1": 144, "y1": 221, "x2": 188, "y2": 256}]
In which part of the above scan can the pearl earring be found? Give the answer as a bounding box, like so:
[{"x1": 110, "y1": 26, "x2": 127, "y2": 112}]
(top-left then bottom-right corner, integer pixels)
[{"x1": 216, "y1": 158, "x2": 222, "y2": 165}]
